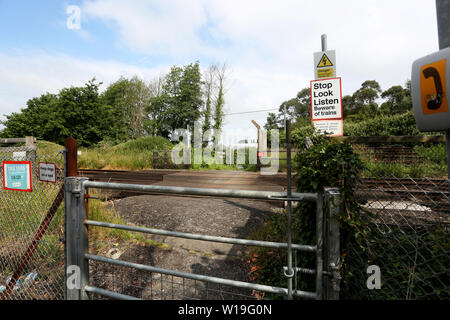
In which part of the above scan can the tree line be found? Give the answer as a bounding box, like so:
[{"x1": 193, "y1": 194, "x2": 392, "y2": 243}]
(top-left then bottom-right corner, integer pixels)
[
  {"x1": 264, "y1": 79, "x2": 413, "y2": 132},
  {"x1": 0, "y1": 61, "x2": 228, "y2": 147}
]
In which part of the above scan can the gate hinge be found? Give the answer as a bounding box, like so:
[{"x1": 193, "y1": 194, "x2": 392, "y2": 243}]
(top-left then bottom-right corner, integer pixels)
[{"x1": 329, "y1": 263, "x2": 342, "y2": 292}]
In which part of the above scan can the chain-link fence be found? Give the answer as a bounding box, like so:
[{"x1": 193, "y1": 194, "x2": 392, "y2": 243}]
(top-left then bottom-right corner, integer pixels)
[
  {"x1": 88, "y1": 260, "x2": 260, "y2": 300},
  {"x1": 0, "y1": 143, "x2": 65, "y2": 300},
  {"x1": 336, "y1": 133, "x2": 449, "y2": 299}
]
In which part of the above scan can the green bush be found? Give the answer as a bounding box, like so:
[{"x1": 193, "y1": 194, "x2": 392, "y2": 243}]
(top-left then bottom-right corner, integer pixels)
[
  {"x1": 247, "y1": 132, "x2": 366, "y2": 297},
  {"x1": 343, "y1": 111, "x2": 421, "y2": 136}
]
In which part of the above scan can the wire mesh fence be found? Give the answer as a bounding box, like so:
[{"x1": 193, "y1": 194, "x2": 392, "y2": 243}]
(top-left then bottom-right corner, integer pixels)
[
  {"x1": 88, "y1": 259, "x2": 259, "y2": 300},
  {"x1": 336, "y1": 137, "x2": 449, "y2": 299},
  {"x1": 341, "y1": 175, "x2": 449, "y2": 299},
  {"x1": 0, "y1": 144, "x2": 65, "y2": 300}
]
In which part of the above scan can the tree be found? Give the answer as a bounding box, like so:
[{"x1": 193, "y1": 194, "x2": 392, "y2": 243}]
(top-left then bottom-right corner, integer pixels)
[
  {"x1": 346, "y1": 80, "x2": 382, "y2": 121},
  {"x1": 264, "y1": 112, "x2": 281, "y2": 130},
  {"x1": 212, "y1": 63, "x2": 227, "y2": 138},
  {"x1": 144, "y1": 75, "x2": 166, "y2": 137},
  {"x1": 146, "y1": 62, "x2": 204, "y2": 138},
  {"x1": 353, "y1": 80, "x2": 382, "y2": 106},
  {"x1": 1, "y1": 79, "x2": 113, "y2": 146},
  {"x1": 102, "y1": 76, "x2": 151, "y2": 141},
  {"x1": 202, "y1": 65, "x2": 216, "y2": 135},
  {"x1": 379, "y1": 81, "x2": 412, "y2": 115},
  {"x1": 278, "y1": 88, "x2": 311, "y2": 120},
  {"x1": 0, "y1": 93, "x2": 59, "y2": 140}
]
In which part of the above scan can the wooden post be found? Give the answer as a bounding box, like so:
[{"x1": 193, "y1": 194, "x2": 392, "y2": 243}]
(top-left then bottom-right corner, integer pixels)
[{"x1": 153, "y1": 151, "x2": 158, "y2": 169}]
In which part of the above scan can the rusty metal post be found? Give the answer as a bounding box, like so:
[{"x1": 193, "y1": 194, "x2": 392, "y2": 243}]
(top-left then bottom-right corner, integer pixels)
[{"x1": 64, "y1": 137, "x2": 78, "y2": 177}]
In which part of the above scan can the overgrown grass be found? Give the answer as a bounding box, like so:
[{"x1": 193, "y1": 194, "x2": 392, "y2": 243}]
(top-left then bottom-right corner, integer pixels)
[
  {"x1": 0, "y1": 181, "x2": 65, "y2": 282},
  {"x1": 36, "y1": 140, "x2": 64, "y2": 157},
  {"x1": 78, "y1": 136, "x2": 174, "y2": 170},
  {"x1": 359, "y1": 143, "x2": 447, "y2": 178}
]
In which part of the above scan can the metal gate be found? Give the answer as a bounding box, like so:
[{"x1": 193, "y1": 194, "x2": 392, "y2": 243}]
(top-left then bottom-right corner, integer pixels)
[
  {"x1": 0, "y1": 137, "x2": 66, "y2": 300},
  {"x1": 65, "y1": 177, "x2": 341, "y2": 300}
]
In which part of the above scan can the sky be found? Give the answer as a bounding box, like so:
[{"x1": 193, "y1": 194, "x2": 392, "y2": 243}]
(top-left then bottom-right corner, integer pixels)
[{"x1": 0, "y1": 0, "x2": 440, "y2": 141}]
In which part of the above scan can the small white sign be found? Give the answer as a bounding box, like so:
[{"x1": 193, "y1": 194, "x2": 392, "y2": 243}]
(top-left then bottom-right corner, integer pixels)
[
  {"x1": 313, "y1": 119, "x2": 343, "y2": 136},
  {"x1": 13, "y1": 151, "x2": 26, "y2": 161},
  {"x1": 39, "y1": 162, "x2": 57, "y2": 183},
  {"x1": 310, "y1": 77, "x2": 343, "y2": 121}
]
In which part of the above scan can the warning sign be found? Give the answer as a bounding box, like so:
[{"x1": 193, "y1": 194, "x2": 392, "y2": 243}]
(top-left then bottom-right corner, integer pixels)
[
  {"x1": 310, "y1": 77, "x2": 343, "y2": 121},
  {"x1": 313, "y1": 119, "x2": 343, "y2": 136},
  {"x1": 314, "y1": 50, "x2": 336, "y2": 79},
  {"x1": 316, "y1": 67, "x2": 334, "y2": 79},
  {"x1": 2, "y1": 161, "x2": 32, "y2": 192},
  {"x1": 39, "y1": 162, "x2": 57, "y2": 183},
  {"x1": 317, "y1": 53, "x2": 333, "y2": 67}
]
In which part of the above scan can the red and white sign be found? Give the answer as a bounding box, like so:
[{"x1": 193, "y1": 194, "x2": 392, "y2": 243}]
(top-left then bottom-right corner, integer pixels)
[
  {"x1": 310, "y1": 77, "x2": 343, "y2": 136},
  {"x1": 310, "y1": 77, "x2": 343, "y2": 121},
  {"x1": 38, "y1": 162, "x2": 57, "y2": 183}
]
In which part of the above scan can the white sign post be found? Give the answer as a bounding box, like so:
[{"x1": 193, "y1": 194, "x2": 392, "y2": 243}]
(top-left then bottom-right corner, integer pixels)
[{"x1": 311, "y1": 35, "x2": 343, "y2": 136}]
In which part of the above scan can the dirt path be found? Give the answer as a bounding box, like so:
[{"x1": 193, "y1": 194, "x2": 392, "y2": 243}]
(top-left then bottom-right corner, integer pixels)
[{"x1": 91, "y1": 194, "x2": 281, "y2": 300}]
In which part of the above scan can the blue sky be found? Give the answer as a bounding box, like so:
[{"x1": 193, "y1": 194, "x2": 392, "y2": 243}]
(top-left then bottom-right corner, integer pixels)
[{"x1": 0, "y1": 0, "x2": 440, "y2": 140}]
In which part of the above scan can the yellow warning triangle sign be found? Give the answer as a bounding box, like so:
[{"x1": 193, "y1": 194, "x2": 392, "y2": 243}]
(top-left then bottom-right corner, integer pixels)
[{"x1": 317, "y1": 53, "x2": 333, "y2": 67}]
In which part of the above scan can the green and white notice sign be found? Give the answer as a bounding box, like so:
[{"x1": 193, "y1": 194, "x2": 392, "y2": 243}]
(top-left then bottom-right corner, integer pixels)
[{"x1": 2, "y1": 161, "x2": 32, "y2": 192}]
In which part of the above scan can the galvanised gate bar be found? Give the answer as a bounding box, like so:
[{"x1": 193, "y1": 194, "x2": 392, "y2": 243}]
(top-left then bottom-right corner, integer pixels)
[{"x1": 64, "y1": 177, "x2": 341, "y2": 300}]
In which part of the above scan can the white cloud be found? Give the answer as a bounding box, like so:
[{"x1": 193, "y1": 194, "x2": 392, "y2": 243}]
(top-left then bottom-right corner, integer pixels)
[
  {"x1": 0, "y1": 1, "x2": 440, "y2": 140},
  {"x1": 82, "y1": 0, "x2": 209, "y2": 57},
  {"x1": 0, "y1": 50, "x2": 168, "y2": 120}
]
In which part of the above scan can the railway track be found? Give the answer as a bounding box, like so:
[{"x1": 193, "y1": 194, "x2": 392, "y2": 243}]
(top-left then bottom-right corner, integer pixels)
[
  {"x1": 78, "y1": 168, "x2": 449, "y2": 216},
  {"x1": 78, "y1": 169, "x2": 449, "y2": 196}
]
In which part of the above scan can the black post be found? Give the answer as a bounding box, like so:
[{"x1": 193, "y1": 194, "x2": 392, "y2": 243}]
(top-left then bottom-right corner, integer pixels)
[{"x1": 436, "y1": 0, "x2": 450, "y2": 190}]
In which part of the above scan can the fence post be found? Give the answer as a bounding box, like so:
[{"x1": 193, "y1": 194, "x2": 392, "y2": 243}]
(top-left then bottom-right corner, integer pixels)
[
  {"x1": 315, "y1": 191, "x2": 324, "y2": 300},
  {"x1": 65, "y1": 176, "x2": 89, "y2": 300},
  {"x1": 153, "y1": 151, "x2": 158, "y2": 169},
  {"x1": 25, "y1": 136, "x2": 37, "y2": 177},
  {"x1": 324, "y1": 187, "x2": 341, "y2": 300}
]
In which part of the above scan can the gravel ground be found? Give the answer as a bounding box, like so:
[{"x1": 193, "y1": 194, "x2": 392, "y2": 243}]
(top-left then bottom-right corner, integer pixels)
[{"x1": 89, "y1": 194, "x2": 281, "y2": 300}]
